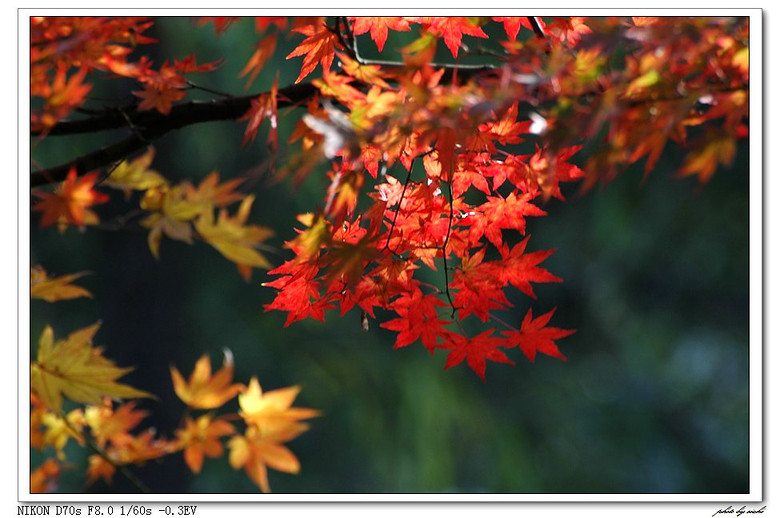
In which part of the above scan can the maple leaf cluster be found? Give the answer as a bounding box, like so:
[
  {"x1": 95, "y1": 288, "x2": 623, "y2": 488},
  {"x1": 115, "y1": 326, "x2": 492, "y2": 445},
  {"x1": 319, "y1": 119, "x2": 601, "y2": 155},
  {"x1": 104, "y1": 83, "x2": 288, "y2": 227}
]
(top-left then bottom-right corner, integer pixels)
[
  {"x1": 30, "y1": 261, "x2": 317, "y2": 493},
  {"x1": 32, "y1": 148, "x2": 275, "y2": 280},
  {"x1": 251, "y1": 16, "x2": 747, "y2": 379},
  {"x1": 31, "y1": 17, "x2": 152, "y2": 132},
  {"x1": 171, "y1": 354, "x2": 319, "y2": 493},
  {"x1": 30, "y1": 316, "x2": 317, "y2": 493},
  {"x1": 31, "y1": 16, "x2": 223, "y2": 132}
]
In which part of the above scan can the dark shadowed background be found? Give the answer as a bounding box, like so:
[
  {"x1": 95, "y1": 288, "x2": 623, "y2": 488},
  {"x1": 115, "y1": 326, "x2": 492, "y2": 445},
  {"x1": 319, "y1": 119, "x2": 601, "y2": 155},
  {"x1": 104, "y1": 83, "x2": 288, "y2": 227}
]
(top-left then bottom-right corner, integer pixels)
[{"x1": 30, "y1": 17, "x2": 750, "y2": 494}]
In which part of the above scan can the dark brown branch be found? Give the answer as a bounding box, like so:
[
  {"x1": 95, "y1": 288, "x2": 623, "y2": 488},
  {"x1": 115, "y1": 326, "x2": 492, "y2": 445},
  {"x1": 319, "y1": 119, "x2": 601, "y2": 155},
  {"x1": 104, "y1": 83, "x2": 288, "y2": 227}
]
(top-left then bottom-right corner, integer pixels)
[
  {"x1": 32, "y1": 82, "x2": 317, "y2": 138},
  {"x1": 30, "y1": 82, "x2": 318, "y2": 187}
]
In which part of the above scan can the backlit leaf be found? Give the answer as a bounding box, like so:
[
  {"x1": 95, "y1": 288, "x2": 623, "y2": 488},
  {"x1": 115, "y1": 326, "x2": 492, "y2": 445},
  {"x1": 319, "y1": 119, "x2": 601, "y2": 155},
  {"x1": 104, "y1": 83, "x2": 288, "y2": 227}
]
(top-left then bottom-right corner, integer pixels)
[{"x1": 31, "y1": 323, "x2": 153, "y2": 413}]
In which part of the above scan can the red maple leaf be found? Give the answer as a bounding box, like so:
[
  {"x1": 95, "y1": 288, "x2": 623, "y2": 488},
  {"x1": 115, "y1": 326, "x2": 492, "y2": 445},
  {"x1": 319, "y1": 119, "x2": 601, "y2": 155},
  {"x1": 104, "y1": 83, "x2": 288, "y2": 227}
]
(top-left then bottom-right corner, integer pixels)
[
  {"x1": 478, "y1": 103, "x2": 531, "y2": 145},
  {"x1": 521, "y1": 145, "x2": 585, "y2": 200},
  {"x1": 497, "y1": 236, "x2": 562, "y2": 299},
  {"x1": 263, "y1": 261, "x2": 335, "y2": 326},
  {"x1": 502, "y1": 308, "x2": 575, "y2": 362},
  {"x1": 465, "y1": 192, "x2": 547, "y2": 248},
  {"x1": 451, "y1": 248, "x2": 511, "y2": 322},
  {"x1": 380, "y1": 289, "x2": 449, "y2": 352},
  {"x1": 439, "y1": 329, "x2": 513, "y2": 381},
  {"x1": 349, "y1": 17, "x2": 410, "y2": 53},
  {"x1": 410, "y1": 17, "x2": 488, "y2": 57},
  {"x1": 492, "y1": 17, "x2": 546, "y2": 40}
]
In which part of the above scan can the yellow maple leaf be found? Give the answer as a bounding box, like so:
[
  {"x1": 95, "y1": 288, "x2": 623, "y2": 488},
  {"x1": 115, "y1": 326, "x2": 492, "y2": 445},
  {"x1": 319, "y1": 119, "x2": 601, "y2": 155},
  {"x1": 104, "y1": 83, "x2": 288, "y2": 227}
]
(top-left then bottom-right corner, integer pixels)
[
  {"x1": 238, "y1": 377, "x2": 320, "y2": 436},
  {"x1": 103, "y1": 147, "x2": 168, "y2": 198},
  {"x1": 40, "y1": 408, "x2": 85, "y2": 460},
  {"x1": 678, "y1": 137, "x2": 737, "y2": 183},
  {"x1": 170, "y1": 351, "x2": 244, "y2": 409},
  {"x1": 31, "y1": 323, "x2": 154, "y2": 413},
  {"x1": 185, "y1": 171, "x2": 245, "y2": 208},
  {"x1": 30, "y1": 265, "x2": 92, "y2": 302},
  {"x1": 140, "y1": 184, "x2": 208, "y2": 258},
  {"x1": 194, "y1": 195, "x2": 274, "y2": 275},
  {"x1": 290, "y1": 212, "x2": 332, "y2": 259}
]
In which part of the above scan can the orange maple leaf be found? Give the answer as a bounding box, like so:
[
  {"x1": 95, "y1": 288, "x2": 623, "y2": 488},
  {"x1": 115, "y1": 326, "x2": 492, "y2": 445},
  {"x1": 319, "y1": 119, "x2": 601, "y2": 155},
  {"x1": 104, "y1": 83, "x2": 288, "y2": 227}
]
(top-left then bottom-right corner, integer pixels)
[
  {"x1": 228, "y1": 377, "x2": 318, "y2": 493},
  {"x1": 286, "y1": 24, "x2": 340, "y2": 83},
  {"x1": 240, "y1": 75, "x2": 278, "y2": 148},
  {"x1": 84, "y1": 399, "x2": 149, "y2": 449},
  {"x1": 239, "y1": 33, "x2": 277, "y2": 90},
  {"x1": 133, "y1": 83, "x2": 186, "y2": 114},
  {"x1": 86, "y1": 454, "x2": 115, "y2": 486},
  {"x1": 175, "y1": 415, "x2": 235, "y2": 474},
  {"x1": 170, "y1": 351, "x2": 244, "y2": 409},
  {"x1": 105, "y1": 429, "x2": 173, "y2": 465},
  {"x1": 174, "y1": 53, "x2": 224, "y2": 74},
  {"x1": 228, "y1": 426, "x2": 301, "y2": 493},
  {"x1": 31, "y1": 458, "x2": 62, "y2": 493},
  {"x1": 32, "y1": 168, "x2": 109, "y2": 233}
]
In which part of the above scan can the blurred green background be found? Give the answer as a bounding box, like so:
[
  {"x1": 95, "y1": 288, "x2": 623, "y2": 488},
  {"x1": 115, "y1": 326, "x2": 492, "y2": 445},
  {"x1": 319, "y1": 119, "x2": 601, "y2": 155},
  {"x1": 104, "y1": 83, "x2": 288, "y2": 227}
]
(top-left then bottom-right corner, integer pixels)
[{"x1": 30, "y1": 17, "x2": 749, "y2": 494}]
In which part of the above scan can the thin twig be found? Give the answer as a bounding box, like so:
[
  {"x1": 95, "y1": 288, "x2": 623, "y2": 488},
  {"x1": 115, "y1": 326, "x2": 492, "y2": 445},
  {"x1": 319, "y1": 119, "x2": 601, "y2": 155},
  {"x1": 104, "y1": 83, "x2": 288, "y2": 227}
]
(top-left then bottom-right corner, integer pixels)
[
  {"x1": 185, "y1": 79, "x2": 235, "y2": 98},
  {"x1": 488, "y1": 312, "x2": 517, "y2": 332},
  {"x1": 441, "y1": 180, "x2": 457, "y2": 319}
]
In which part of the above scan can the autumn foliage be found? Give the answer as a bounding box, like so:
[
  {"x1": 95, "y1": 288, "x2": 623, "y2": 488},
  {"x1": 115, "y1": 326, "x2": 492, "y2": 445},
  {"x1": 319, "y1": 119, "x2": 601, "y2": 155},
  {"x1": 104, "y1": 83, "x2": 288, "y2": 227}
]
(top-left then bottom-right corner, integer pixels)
[{"x1": 29, "y1": 15, "x2": 749, "y2": 493}]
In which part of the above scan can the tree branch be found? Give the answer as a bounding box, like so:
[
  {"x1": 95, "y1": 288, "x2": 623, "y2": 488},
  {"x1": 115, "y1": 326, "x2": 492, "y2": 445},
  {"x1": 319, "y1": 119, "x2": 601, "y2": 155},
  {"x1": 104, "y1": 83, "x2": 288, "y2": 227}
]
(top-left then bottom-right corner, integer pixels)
[
  {"x1": 30, "y1": 82, "x2": 318, "y2": 187},
  {"x1": 32, "y1": 82, "x2": 318, "y2": 138}
]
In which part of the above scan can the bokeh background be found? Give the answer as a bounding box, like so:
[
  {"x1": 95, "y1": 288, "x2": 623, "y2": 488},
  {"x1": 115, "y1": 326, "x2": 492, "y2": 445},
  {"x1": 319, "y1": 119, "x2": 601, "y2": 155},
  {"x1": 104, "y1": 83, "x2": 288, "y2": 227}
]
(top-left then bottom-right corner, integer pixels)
[{"x1": 29, "y1": 17, "x2": 750, "y2": 494}]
